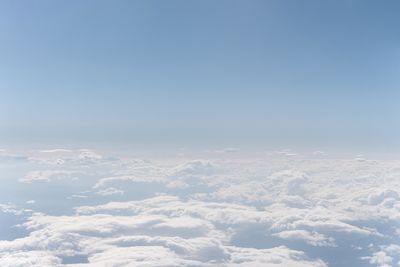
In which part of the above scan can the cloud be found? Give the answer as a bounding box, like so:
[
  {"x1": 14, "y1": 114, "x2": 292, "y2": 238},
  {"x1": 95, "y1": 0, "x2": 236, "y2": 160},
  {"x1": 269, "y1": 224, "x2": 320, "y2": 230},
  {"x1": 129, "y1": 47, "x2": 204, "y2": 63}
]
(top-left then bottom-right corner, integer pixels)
[
  {"x1": 0, "y1": 152, "x2": 27, "y2": 162},
  {"x1": 226, "y1": 246, "x2": 327, "y2": 267},
  {"x1": 212, "y1": 148, "x2": 240, "y2": 154},
  {"x1": 19, "y1": 170, "x2": 80, "y2": 183},
  {"x1": 167, "y1": 160, "x2": 221, "y2": 178},
  {"x1": 273, "y1": 230, "x2": 335, "y2": 247},
  {"x1": 0, "y1": 204, "x2": 28, "y2": 216},
  {"x1": 0, "y1": 251, "x2": 62, "y2": 267},
  {"x1": 362, "y1": 244, "x2": 400, "y2": 267},
  {"x1": 1, "y1": 151, "x2": 400, "y2": 266},
  {"x1": 96, "y1": 187, "x2": 124, "y2": 196},
  {"x1": 39, "y1": 149, "x2": 73, "y2": 153},
  {"x1": 0, "y1": 195, "x2": 328, "y2": 266},
  {"x1": 78, "y1": 149, "x2": 103, "y2": 161}
]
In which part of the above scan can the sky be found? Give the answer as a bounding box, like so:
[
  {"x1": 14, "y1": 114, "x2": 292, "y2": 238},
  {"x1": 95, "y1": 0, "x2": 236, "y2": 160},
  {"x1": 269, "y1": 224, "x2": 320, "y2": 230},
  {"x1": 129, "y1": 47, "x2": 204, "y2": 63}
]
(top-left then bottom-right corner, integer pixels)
[{"x1": 1, "y1": 0, "x2": 400, "y2": 152}]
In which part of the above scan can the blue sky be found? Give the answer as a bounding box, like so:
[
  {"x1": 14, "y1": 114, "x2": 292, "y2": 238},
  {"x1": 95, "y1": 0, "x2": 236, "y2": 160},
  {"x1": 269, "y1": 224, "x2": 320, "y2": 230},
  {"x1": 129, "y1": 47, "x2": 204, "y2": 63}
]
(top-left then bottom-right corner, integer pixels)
[{"x1": 1, "y1": 0, "x2": 399, "y2": 151}]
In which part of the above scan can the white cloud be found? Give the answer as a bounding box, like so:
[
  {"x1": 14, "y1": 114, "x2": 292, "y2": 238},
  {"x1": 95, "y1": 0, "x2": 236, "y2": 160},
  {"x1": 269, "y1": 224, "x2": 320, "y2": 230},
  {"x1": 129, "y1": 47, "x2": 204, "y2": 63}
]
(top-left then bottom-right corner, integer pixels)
[
  {"x1": 212, "y1": 148, "x2": 240, "y2": 154},
  {"x1": 273, "y1": 230, "x2": 335, "y2": 247},
  {"x1": 0, "y1": 251, "x2": 62, "y2": 267},
  {"x1": 39, "y1": 149, "x2": 73, "y2": 153},
  {"x1": 96, "y1": 187, "x2": 124, "y2": 196},
  {"x1": 363, "y1": 251, "x2": 393, "y2": 267},
  {"x1": 1, "y1": 151, "x2": 400, "y2": 266},
  {"x1": 0, "y1": 203, "x2": 28, "y2": 216},
  {"x1": 78, "y1": 149, "x2": 103, "y2": 160},
  {"x1": 19, "y1": 170, "x2": 80, "y2": 183}
]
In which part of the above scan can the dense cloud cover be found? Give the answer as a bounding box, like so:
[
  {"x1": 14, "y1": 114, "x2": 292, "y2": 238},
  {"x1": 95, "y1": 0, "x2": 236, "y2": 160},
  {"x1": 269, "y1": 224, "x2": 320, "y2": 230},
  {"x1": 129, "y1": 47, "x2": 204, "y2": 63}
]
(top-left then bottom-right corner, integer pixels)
[{"x1": 0, "y1": 149, "x2": 399, "y2": 266}]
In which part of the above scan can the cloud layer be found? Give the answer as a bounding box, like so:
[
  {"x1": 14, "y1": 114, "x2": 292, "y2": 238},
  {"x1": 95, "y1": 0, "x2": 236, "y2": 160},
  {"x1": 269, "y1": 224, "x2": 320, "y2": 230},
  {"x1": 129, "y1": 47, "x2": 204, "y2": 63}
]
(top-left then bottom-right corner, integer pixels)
[{"x1": 0, "y1": 149, "x2": 399, "y2": 266}]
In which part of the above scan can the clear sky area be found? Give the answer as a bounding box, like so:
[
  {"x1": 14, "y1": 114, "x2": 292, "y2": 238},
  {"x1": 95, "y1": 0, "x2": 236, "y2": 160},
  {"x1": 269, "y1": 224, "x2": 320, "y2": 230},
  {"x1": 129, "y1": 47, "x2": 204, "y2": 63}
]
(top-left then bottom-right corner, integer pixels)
[{"x1": 1, "y1": 0, "x2": 400, "y2": 153}]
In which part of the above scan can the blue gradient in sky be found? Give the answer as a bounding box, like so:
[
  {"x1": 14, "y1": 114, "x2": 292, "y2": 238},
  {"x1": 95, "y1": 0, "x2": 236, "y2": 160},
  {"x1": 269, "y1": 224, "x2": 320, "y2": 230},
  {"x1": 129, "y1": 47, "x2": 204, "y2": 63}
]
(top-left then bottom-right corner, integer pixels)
[{"x1": 1, "y1": 0, "x2": 399, "y2": 151}]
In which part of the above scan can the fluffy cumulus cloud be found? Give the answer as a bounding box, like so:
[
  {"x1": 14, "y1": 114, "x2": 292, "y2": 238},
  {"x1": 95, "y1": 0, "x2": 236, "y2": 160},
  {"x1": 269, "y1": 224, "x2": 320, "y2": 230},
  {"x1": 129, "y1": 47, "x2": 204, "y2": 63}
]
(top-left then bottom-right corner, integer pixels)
[{"x1": 0, "y1": 149, "x2": 399, "y2": 266}]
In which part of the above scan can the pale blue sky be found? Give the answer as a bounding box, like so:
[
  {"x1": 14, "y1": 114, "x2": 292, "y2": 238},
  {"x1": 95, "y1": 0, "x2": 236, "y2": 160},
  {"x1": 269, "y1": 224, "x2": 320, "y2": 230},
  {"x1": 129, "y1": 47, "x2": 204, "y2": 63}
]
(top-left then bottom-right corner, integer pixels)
[{"x1": 1, "y1": 0, "x2": 399, "y2": 151}]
